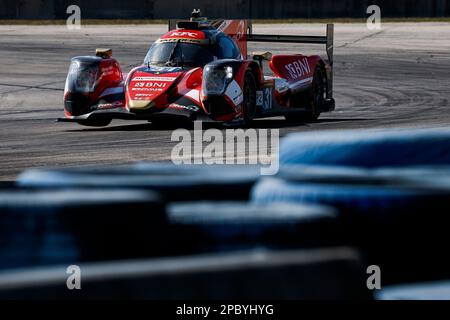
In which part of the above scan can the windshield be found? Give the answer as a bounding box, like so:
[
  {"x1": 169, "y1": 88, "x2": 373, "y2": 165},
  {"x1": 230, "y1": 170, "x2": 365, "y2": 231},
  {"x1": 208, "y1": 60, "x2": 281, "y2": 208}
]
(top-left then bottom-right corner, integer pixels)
[{"x1": 144, "y1": 42, "x2": 216, "y2": 68}]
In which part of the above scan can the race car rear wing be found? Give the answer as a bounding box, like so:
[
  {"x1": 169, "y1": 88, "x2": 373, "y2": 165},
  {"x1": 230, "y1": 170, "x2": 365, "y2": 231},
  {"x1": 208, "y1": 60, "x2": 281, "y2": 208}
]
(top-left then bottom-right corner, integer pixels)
[
  {"x1": 247, "y1": 22, "x2": 334, "y2": 99},
  {"x1": 168, "y1": 19, "x2": 334, "y2": 98},
  {"x1": 247, "y1": 23, "x2": 334, "y2": 66},
  {"x1": 168, "y1": 20, "x2": 333, "y2": 63}
]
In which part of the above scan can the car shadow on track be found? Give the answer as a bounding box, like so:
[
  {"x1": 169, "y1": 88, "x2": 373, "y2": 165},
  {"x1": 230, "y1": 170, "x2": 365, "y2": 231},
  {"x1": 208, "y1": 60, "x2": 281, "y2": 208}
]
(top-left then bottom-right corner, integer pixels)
[
  {"x1": 251, "y1": 118, "x2": 372, "y2": 128},
  {"x1": 65, "y1": 118, "x2": 372, "y2": 132},
  {"x1": 66, "y1": 121, "x2": 296, "y2": 132}
]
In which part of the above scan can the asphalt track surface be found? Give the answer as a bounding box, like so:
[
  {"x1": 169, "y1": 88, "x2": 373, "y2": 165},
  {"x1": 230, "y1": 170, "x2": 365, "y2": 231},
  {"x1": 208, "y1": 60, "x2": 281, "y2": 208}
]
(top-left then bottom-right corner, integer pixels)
[{"x1": 0, "y1": 23, "x2": 449, "y2": 180}]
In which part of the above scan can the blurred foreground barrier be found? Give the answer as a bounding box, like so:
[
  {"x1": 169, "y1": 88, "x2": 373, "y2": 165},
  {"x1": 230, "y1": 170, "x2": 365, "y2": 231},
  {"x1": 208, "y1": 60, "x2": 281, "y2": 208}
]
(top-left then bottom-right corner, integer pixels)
[
  {"x1": 251, "y1": 170, "x2": 450, "y2": 220},
  {"x1": 0, "y1": 182, "x2": 15, "y2": 189},
  {"x1": 0, "y1": 189, "x2": 166, "y2": 270},
  {"x1": 373, "y1": 165, "x2": 450, "y2": 188},
  {"x1": 251, "y1": 165, "x2": 450, "y2": 284},
  {"x1": 17, "y1": 163, "x2": 262, "y2": 201},
  {"x1": 376, "y1": 280, "x2": 450, "y2": 300},
  {"x1": 251, "y1": 165, "x2": 450, "y2": 220},
  {"x1": 168, "y1": 202, "x2": 339, "y2": 254},
  {"x1": 0, "y1": 248, "x2": 370, "y2": 299},
  {"x1": 280, "y1": 128, "x2": 450, "y2": 167}
]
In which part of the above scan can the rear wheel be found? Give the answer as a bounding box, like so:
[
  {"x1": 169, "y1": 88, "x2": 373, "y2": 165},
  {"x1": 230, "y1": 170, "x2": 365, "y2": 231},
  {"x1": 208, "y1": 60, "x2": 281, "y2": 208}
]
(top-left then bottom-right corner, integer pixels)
[
  {"x1": 285, "y1": 66, "x2": 325, "y2": 122},
  {"x1": 242, "y1": 71, "x2": 257, "y2": 125}
]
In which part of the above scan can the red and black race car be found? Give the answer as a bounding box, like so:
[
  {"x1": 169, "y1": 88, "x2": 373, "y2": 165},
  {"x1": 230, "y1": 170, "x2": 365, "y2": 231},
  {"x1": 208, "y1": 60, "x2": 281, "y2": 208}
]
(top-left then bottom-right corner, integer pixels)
[{"x1": 60, "y1": 11, "x2": 335, "y2": 127}]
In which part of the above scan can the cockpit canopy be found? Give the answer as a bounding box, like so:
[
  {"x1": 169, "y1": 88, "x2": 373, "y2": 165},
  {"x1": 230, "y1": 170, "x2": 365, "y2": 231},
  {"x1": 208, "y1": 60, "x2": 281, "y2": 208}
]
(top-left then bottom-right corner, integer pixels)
[{"x1": 144, "y1": 30, "x2": 241, "y2": 68}]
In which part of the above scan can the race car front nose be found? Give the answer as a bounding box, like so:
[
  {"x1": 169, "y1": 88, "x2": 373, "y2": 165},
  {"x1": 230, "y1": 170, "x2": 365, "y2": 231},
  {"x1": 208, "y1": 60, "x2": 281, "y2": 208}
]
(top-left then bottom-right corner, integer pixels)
[
  {"x1": 127, "y1": 99, "x2": 156, "y2": 111},
  {"x1": 202, "y1": 96, "x2": 236, "y2": 119},
  {"x1": 64, "y1": 92, "x2": 91, "y2": 116}
]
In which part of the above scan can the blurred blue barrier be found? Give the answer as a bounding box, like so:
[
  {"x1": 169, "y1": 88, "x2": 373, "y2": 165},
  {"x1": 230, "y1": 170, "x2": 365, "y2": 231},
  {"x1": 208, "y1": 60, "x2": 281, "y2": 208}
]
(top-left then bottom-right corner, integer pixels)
[
  {"x1": 167, "y1": 201, "x2": 339, "y2": 254},
  {"x1": 0, "y1": 189, "x2": 166, "y2": 270},
  {"x1": 250, "y1": 164, "x2": 450, "y2": 284},
  {"x1": 17, "y1": 162, "x2": 262, "y2": 202},
  {"x1": 280, "y1": 128, "x2": 450, "y2": 168},
  {"x1": 251, "y1": 177, "x2": 450, "y2": 219},
  {"x1": 376, "y1": 280, "x2": 450, "y2": 300},
  {"x1": 9, "y1": 127, "x2": 450, "y2": 288},
  {"x1": 0, "y1": 247, "x2": 370, "y2": 300}
]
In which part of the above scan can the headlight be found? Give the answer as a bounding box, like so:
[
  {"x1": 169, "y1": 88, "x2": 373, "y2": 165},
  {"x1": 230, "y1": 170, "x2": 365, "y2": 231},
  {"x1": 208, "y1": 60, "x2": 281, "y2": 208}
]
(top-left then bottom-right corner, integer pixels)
[
  {"x1": 225, "y1": 66, "x2": 233, "y2": 80},
  {"x1": 203, "y1": 65, "x2": 234, "y2": 96}
]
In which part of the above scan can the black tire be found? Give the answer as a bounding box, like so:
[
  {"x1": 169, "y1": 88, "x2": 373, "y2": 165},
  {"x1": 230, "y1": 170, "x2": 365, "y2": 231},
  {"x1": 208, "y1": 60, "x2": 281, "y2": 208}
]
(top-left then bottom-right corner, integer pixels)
[
  {"x1": 17, "y1": 163, "x2": 262, "y2": 202},
  {"x1": 279, "y1": 128, "x2": 450, "y2": 168},
  {"x1": 0, "y1": 247, "x2": 368, "y2": 299},
  {"x1": 250, "y1": 170, "x2": 450, "y2": 284},
  {"x1": 243, "y1": 71, "x2": 257, "y2": 125},
  {"x1": 376, "y1": 281, "x2": 450, "y2": 300},
  {"x1": 0, "y1": 188, "x2": 166, "y2": 270},
  {"x1": 285, "y1": 66, "x2": 325, "y2": 122},
  {"x1": 167, "y1": 201, "x2": 338, "y2": 255}
]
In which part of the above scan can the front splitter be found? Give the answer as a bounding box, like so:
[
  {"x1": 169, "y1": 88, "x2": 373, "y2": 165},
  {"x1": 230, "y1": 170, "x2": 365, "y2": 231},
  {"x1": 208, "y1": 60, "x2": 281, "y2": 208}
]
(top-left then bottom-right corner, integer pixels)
[{"x1": 57, "y1": 107, "x2": 217, "y2": 124}]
